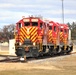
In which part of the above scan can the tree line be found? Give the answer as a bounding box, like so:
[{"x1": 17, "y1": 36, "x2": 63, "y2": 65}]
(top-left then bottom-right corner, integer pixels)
[
  {"x1": 67, "y1": 22, "x2": 76, "y2": 40},
  {"x1": 0, "y1": 24, "x2": 15, "y2": 43},
  {"x1": 0, "y1": 22, "x2": 76, "y2": 43}
]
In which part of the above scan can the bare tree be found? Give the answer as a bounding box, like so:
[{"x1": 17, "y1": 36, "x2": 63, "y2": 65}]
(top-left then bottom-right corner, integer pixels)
[{"x1": 0, "y1": 24, "x2": 15, "y2": 42}]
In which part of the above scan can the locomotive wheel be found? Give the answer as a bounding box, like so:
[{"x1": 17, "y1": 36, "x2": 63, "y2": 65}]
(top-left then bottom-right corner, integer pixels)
[
  {"x1": 60, "y1": 46, "x2": 64, "y2": 55},
  {"x1": 15, "y1": 47, "x2": 25, "y2": 57},
  {"x1": 24, "y1": 55, "x2": 26, "y2": 61},
  {"x1": 32, "y1": 48, "x2": 39, "y2": 58},
  {"x1": 16, "y1": 47, "x2": 27, "y2": 62},
  {"x1": 67, "y1": 46, "x2": 73, "y2": 54},
  {"x1": 58, "y1": 47, "x2": 62, "y2": 55},
  {"x1": 49, "y1": 46, "x2": 54, "y2": 57},
  {"x1": 33, "y1": 53, "x2": 39, "y2": 58},
  {"x1": 56, "y1": 46, "x2": 59, "y2": 54}
]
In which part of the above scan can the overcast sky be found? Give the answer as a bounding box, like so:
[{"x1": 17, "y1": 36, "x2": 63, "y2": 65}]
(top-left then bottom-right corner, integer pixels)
[{"x1": 0, "y1": 0, "x2": 76, "y2": 28}]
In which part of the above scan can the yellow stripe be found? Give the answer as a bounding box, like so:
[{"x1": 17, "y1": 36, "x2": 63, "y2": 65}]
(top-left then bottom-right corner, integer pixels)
[
  {"x1": 21, "y1": 27, "x2": 27, "y2": 37},
  {"x1": 20, "y1": 40, "x2": 23, "y2": 43},
  {"x1": 20, "y1": 36, "x2": 24, "y2": 41},
  {"x1": 19, "y1": 27, "x2": 27, "y2": 43},
  {"x1": 21, "y1": 27, "x2": 30, "y2": 39},
  {"x1": 30, "y1": 27, "x2": 34, "y2": 34},
  {"x1": 31, "y1": 36, "x2": 37, "y2": 42},
  {"x1": 31, "y1": 36, "x2": 36, "y2": 42},
  {"x1": 20, "y1": 32, "x2": 25, "y2": 39},
  {"x1": 20, "y1": 29, "x2": 25, "y2": 38},
  {"x1": 31, "y1": 32, "x2": 37, "y2": 40},
  {"x1": 48, "y1": 30, "x2": 52, "y2": 42},
  {"x1": 49, "y1": 31, "x2": 52, "y2": 34},
  {"x1": 31, "y1": 27, "x2": 37, "y2": 34},
  {"x1": 32, "y1": 37, "x2": 37, "y2": 42},
  {"x1": 25, "y1": 27, "x2": 31, "y2": 39},
  {"x1": 20, "y1": 37, "x2": 24, "y2": 43},
  {"x1": 31, "y1": 28, "x2": 37, "y2": 35},
  {"x1": 30, "y1": 27, "x2": 37, "y2": 42},
  {"x1": 27, "y1": 36, "x2": 30, "y2": 39},
  {"x1": 49, "y1": 34, "x2": 52, "y2": 38}
]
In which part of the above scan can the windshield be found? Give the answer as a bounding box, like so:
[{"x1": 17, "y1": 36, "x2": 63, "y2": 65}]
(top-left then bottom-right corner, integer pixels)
[
  {"x1": 32, "y1": 22, "x2": 38, "y2": 26},
  {"x1": 24, "y1": 22, "x2": 30, "y2": 26}
]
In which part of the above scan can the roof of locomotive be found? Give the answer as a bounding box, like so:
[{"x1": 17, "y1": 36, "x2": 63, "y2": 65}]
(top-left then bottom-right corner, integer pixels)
[
  {"x1": 16, "y1": 16, "x2": 44, "y2": 24},
  {"x1": 60, "y1": 24, "x2": 69, "y2": 29},
  {"x1": 49, "y1": 21, "x2": 60, "y2": 26}
]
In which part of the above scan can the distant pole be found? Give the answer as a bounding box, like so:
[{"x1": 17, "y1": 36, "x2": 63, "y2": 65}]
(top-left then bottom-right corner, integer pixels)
[{"x1": 62, "y1": 0, "x2": 64, "y2": 24}]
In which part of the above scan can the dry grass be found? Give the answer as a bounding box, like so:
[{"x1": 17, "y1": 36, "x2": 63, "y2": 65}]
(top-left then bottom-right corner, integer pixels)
[
  {"x1": 0, "y1": 69, "x2": 76, "y2": 75},
  {"x1": 0, "y1": 54, "x2": 76, "y2": 75}
]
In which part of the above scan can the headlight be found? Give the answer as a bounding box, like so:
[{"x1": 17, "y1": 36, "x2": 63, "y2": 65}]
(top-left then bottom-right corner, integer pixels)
[
  {"x1": 20, "y1": 57, "x2": 25, "y2": 61},
  {"x1": 19, "y1": 42, "x2": 22, "y2": 46},
  {"x1": 33, "y1": 42, "x2": 36, "y2": 46}
]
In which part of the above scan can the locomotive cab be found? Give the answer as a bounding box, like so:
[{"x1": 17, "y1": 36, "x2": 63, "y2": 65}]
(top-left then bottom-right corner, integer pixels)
[
  {"x1": 48, "y1": 21, "x2": 60, "y2": 55},
  {"x1": 60, "y1": 24, "x2": 73, "y2": 54},
  {"x1": 42, "y1": 21, "x2": 60, "y2": 55}
]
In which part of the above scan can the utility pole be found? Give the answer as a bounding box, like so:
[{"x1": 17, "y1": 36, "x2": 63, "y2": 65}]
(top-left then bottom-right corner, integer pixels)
[{"x1": 62, "y1": 0, "x2": 64, "y2": 24}]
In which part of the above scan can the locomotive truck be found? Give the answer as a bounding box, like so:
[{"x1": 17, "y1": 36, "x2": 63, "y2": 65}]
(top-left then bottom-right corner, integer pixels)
[{"x1": 14, "y1": 16, "x2": 73, "y2": 61}]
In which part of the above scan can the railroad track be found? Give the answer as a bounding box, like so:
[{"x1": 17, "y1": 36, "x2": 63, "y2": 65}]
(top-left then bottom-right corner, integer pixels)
[
  {"x1": 0, "y1": 52, "x2": 76, "y2": 63},
  {"x1": 0, "y1": 55, "x2": 19, "y2": 62}
]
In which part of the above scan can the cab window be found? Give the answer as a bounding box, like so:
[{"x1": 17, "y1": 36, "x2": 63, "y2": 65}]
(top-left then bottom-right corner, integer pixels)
[
  {"x1": 18, "y1": 23, "x2": 22, "y2": 29},
  {"x1": 60, "y1": 29, "x2": 63, "y2": 32},
  {"x1": 54, "y1": 26, "x2": 56, "y2": 32},
  {"x1": 64, "y1": 29, "x2": 67, "y2": 33},
  {"x1": 40, "y1": 23, "x2": 43, "y2": 29},
  {"x1": 49, "y1": 26, "x2": 52, "y2": 30},
  {"x1": 24, "y1": 22, "x2": 30, "y2": 26},
  {"x1": 32, "y1": 22, "x2": 38, "y2": 26}
]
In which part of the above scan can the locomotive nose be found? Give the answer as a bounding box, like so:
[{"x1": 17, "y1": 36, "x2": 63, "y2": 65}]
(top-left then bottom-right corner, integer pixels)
[
  {"x1": 23, "y1": 39, "x2": 33, "y2": 45},
  {"x1": 23, "y1": 39, "x2": 33, "y2": 52}
]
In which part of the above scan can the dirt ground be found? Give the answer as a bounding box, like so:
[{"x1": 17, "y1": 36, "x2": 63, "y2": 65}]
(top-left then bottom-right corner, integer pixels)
[
  {"x1": 0, "y1": 54, "x2": 76, "y2": 75},
  {"x1": 0, "y1": 44, "x2": 76, "y2": 75}
]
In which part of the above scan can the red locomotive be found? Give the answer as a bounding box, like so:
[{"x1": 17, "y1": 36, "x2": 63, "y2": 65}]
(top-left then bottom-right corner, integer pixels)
[{"x1": 14, "y1": 16, "x2": 73, "y2": 61}]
